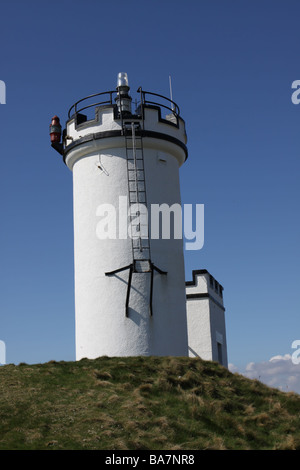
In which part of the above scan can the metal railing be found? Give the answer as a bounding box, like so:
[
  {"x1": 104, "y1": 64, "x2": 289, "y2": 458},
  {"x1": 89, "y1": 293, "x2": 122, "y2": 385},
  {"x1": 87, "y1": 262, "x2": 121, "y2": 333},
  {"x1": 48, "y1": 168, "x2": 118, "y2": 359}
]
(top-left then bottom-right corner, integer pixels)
[
  {"x1": 137, "y1": 88, "x2": 180, "y2": 119},
  {"x1": 68, "y1": 90, "x2": 117, "y2": 119},
  {"x1": 67, "y1": 88, "x2": 180, "y2": 120}
]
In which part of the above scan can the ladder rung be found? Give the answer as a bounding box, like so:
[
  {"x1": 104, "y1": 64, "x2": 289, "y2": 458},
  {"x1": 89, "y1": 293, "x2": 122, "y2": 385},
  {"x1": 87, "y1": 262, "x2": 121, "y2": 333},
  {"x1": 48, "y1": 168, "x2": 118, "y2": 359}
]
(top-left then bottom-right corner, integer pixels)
[
  {"x1": 129, "y1": 195, "x2": 146, "y2": 203},
  {"x1": 127, "y1": 160, "x2": 144, "y2": 170},
  {"x1": 129, "y1": 181, "x2": 146, "y2": 192},
  {"x1": 128, "y1": 170, "x2": 145, "y2": 181},
  {"x1": 134, "y1": 259, "x2": 151, "y2": 273},
  {"x1": 125, "y1": 141, "x2": 142, "y2": 148},
  {"x1": 133, "y1": 250, "x2": 150, "y2": 261}
]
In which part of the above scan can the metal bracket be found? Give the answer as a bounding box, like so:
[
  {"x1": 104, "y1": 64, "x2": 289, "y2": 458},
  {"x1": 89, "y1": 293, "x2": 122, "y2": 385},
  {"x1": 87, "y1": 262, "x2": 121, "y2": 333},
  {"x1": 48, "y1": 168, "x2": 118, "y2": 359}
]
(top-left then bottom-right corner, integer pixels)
[
  {"x1": 51, "y1": 142, "x2": 64, "y2": 156},
  {"x1": 105, "y1": 260, "x2": 167, "y2": 317}
]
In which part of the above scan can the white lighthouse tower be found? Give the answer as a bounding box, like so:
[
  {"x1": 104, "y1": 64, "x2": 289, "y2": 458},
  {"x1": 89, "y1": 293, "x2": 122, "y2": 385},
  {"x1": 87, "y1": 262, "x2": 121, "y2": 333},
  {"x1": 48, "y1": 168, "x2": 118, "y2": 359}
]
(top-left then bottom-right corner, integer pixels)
[{"x1": 51, "y1": 73, "x2": 189, "y2": 360}]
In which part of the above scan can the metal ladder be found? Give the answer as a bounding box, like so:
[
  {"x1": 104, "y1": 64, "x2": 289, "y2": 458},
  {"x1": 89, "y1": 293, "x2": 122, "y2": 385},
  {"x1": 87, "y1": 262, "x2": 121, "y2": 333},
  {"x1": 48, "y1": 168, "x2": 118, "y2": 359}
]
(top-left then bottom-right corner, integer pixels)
[
  {"x1": 105, "y1": 120, "x2": 167, "y2": 317},
  {"x1": 125, "y1": 121, "x2": 150, "y2": 262}
]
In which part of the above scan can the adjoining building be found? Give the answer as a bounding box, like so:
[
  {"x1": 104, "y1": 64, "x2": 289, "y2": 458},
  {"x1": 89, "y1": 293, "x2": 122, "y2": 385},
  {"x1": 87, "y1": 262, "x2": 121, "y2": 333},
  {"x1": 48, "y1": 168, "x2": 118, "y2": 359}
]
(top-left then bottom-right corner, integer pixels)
[{"x1": 186, "y1": 270, "x2": 228, "y2": 367}]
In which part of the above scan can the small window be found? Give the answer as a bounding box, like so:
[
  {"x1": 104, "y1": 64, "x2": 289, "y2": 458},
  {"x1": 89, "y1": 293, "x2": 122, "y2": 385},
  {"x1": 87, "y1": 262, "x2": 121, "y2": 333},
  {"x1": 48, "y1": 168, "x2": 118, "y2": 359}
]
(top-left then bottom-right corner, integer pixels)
[
  {"x1": 157, "y1": 153, "x2": 167, "y2": 164},
  {"x1": 209, "y1": 275, "x2": 214, "y2": 287},
  {"x1": 217, "y1": 342, "x2": 223, "y2": 365}
]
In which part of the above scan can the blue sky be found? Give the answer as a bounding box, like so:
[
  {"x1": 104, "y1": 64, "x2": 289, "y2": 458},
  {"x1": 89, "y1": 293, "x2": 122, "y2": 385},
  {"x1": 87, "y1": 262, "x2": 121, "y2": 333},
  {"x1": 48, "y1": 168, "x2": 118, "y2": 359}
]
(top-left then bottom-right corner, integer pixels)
[{"x1": 0, "y1": 0, "x2": 300, "y2": 392}]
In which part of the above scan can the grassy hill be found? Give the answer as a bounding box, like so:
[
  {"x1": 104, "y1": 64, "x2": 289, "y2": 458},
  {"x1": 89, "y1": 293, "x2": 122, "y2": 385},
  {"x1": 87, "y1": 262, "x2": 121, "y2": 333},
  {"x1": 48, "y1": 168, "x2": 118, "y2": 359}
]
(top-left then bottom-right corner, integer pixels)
[{"x1": 0, "y1": 355, "x2": 299, "y2": 450}]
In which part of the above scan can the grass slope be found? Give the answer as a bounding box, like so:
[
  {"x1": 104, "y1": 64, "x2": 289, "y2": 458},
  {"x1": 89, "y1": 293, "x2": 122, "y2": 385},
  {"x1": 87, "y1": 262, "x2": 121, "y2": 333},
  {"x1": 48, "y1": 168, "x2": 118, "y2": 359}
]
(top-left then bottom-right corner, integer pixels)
[{"x1": 0, "y1": 356, "x2": 299, "y2": 450}]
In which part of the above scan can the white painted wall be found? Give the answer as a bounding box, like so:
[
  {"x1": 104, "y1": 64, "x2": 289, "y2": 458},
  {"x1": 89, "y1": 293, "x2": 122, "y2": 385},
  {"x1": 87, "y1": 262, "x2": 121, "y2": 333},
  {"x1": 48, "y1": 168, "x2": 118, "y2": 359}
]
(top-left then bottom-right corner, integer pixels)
[{"x1": 186, "y1": 299, "x2": 212, "y2": 360}]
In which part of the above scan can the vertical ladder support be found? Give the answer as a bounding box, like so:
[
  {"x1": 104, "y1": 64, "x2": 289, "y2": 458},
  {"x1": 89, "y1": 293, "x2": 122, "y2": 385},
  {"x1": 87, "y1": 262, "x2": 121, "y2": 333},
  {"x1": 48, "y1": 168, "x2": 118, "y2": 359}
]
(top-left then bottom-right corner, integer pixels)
[{"x1": 124, "y1": 121, "x2": 150, "y2": 262}]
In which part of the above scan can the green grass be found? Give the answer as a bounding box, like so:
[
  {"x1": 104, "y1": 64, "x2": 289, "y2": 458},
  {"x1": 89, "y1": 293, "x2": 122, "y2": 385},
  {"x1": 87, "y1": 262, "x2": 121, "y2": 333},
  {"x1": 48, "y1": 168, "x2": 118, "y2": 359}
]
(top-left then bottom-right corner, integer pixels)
[{"x1": 0, "y1": 356, "x2": 299, "y2": 450}]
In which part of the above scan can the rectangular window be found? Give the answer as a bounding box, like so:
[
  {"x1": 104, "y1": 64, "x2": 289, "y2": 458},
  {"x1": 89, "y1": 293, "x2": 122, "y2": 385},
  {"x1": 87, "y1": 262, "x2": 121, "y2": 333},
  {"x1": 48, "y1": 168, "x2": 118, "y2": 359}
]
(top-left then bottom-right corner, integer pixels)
[{"x1": 217, "y1": 342, "x2": 223, "y2": 365}]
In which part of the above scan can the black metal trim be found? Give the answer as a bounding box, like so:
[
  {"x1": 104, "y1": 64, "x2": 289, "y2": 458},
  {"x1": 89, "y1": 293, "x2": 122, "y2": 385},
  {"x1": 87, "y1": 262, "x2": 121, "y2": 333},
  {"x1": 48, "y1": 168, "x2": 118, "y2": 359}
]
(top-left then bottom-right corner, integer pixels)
[
  {"x1": 105, "y1": 263, "x2": 133, "y2": 318},
  {"x1": 149, "y1": 262, "x2": 167, "y2": 317},
  {"x1": 185, "y1": 269, "x2": 224, "y2": 292},
  {"x1": 186, "y1": 293, "x2": 210, "y2": 299},
  {"x1": 105, "y1": 264, "x2": 133, "y2": 276},
  {"x1": 67, "y1": 88, "x2": 181, "y2": 122},
  {"x1": 68, "y1": 90, "x2": 117, "y2": 119},
  {"x1": 137, "y1": 87, "x2": 180, "y2": 119},
  {"x1": 151, "y1": 263, "x2": 167, "y2": 275},
  {"x1": 141, "y1": 104, "x2": 182, "y2": 130},
  {"x1": 126, "y1": 265, "x2": 134, "y2": 318},
  {"x1": 149, "y1": 267, "x2": 154, "y2": 317},
  {"x1": 105, "y1": 261, "x2": 167, "y2": 318},
  {"x1": 63, "y1": 129, "x2": 188, "y2": 163},
  {"x1": 51, "y1": 142, "x2": 64, "y2": 155},
  {"x1": 185, "y1": 269, "x2": 209, "y2": 286},
  {"x1": 186, "y1": 293, "x2": 225, "y2": 311}
]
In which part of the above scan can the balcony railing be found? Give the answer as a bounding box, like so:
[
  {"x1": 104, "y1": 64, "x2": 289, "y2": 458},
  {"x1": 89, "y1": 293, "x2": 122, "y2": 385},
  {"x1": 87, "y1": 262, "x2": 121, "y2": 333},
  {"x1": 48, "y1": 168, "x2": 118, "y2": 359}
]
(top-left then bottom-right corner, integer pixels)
[
  {"x1": 68, "y1": 88, "x2": 180, "y2": 121},
  {"x1": 68, "y1": 90, "x2": 116, "y2": 119},
  {"x1": 137, "y1": 88, "x2": 180, "y2": 119}
]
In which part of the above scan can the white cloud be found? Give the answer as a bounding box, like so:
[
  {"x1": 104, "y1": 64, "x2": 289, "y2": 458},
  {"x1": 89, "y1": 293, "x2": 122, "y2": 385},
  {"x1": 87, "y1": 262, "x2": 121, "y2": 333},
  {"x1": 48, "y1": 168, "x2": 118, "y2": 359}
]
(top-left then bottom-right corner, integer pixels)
[
  {"x1": 229, "y1": 355, "x2": 300, "y2": 394},
  {"x1": 270, "y1": 354, "x2": 291, "y2": 362}
]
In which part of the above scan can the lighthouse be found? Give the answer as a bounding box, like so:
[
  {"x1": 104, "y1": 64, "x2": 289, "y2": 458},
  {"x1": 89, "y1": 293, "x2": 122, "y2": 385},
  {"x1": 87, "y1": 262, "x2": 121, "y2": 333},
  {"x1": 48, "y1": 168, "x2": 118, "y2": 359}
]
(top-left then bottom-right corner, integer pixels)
[{"x1": 51, "y1": 73, "x2": 189, "y2": 360}]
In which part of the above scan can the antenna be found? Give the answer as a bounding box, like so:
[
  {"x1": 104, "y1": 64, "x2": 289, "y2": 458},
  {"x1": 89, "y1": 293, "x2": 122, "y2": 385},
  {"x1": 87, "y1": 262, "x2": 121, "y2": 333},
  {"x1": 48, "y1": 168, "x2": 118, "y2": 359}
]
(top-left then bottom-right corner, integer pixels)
[{"x1": 169, "y1": 75, "x2": 175, "y2": 111}]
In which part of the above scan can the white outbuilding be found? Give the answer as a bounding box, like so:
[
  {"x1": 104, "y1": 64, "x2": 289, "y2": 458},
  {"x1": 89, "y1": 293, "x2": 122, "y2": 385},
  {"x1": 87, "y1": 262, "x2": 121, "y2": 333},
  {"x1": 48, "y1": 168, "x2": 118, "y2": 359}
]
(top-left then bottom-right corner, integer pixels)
[{"x1": 186, "y1": 269, "x2": 228, "y2": 367}]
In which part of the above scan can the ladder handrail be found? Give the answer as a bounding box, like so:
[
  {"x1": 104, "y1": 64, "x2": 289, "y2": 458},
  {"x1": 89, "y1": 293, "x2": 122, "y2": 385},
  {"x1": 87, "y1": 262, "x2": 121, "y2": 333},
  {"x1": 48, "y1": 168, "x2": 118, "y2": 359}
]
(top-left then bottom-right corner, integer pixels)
[
  {"x1": 131, "y1": 122, "x2": 142, "y2": 252},
  {"x1": 124, "y1": 122, "x2": 150, "y2": 259}
]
